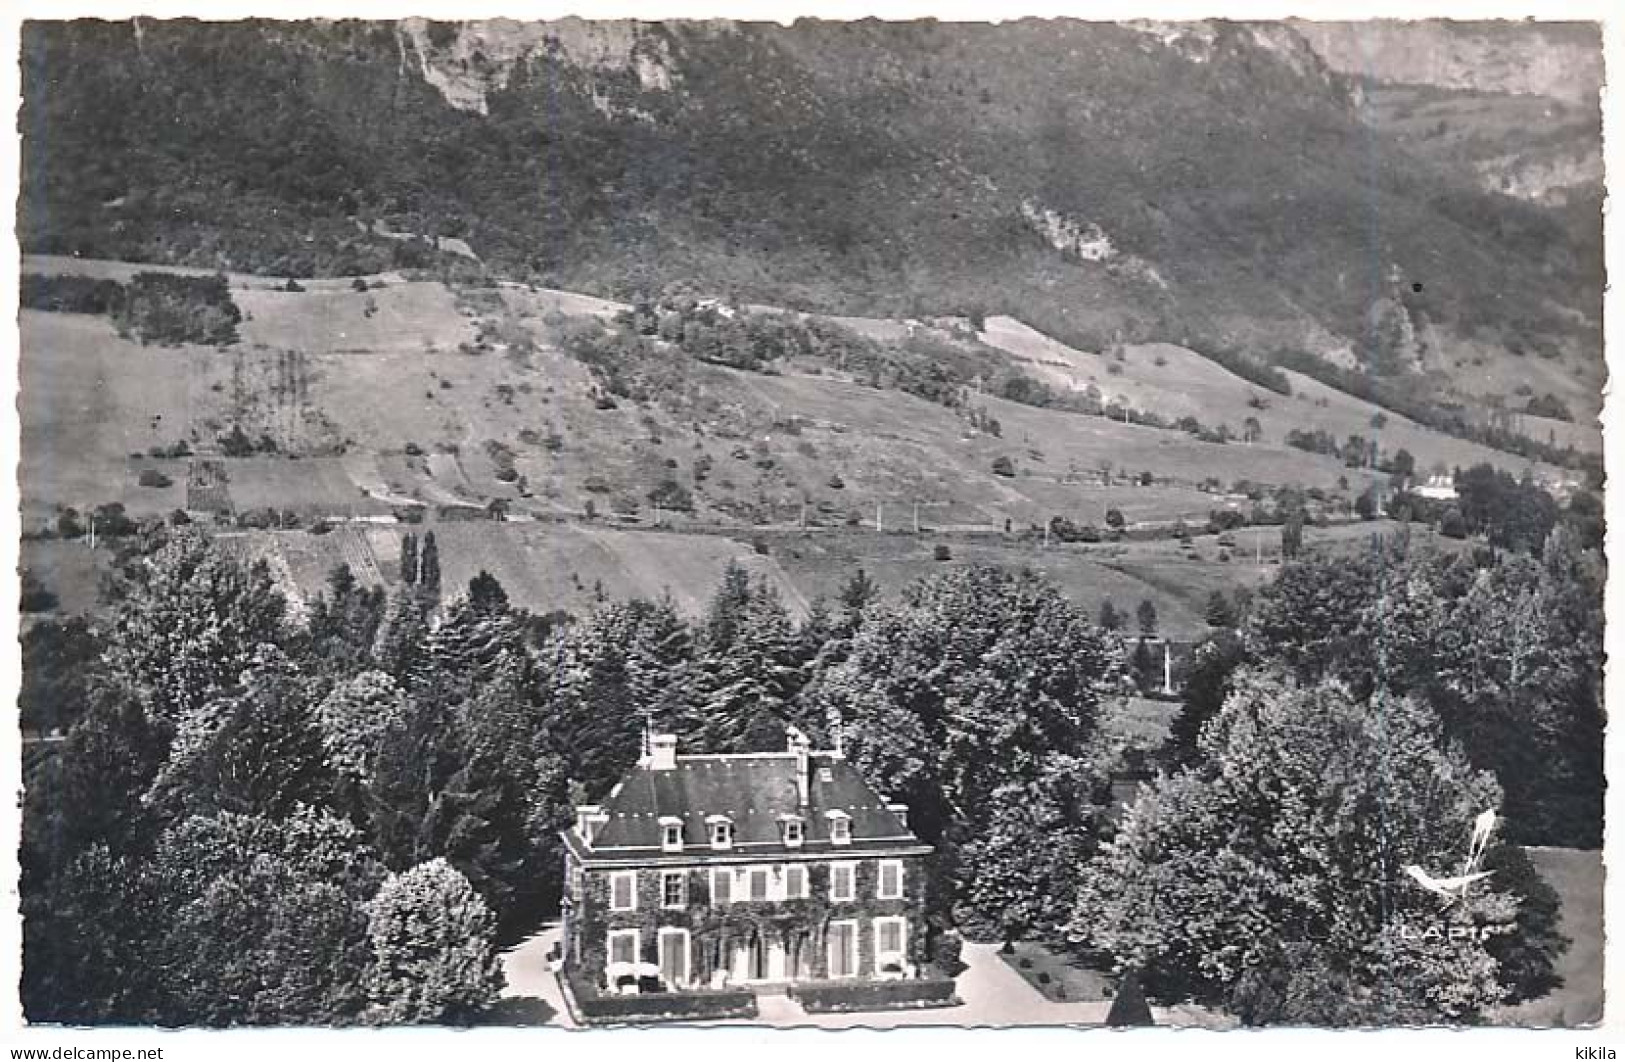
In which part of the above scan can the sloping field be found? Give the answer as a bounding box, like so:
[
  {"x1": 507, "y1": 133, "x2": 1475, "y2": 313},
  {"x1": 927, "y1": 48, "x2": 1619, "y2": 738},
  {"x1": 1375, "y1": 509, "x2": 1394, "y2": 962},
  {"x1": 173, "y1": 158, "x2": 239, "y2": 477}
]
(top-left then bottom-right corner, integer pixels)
[
  {"x1": 1279, "y1": 369, "x2": 1569, "y2": 477},
  {"x1": 734, "y1": 527, "x2": 1219, "y2": 639},
  {"x1": 496, "y1": 281, "x2": 625, "y2": 319},
  {"x1": 18, "y1": 311, "x2": 207, "y2": 519},
  {"x1": 980, "y1": 316, "x2": 1566, "y2": 480},
  {"x1": 221, "y1": 457, "x2": 391, "y2": 516},
  {"x1": 235, "y1": 281, "x2": 475, "y2": 354},
  {"x1": 1520, "y1": 411, "x2": 1602, "y2": 455},
  {"x1": 741, "y1": 367, "x2": 1377, "y2": 509},
  {"x1": 335, "y1": 521, "x2": 810, "y2": 620}
]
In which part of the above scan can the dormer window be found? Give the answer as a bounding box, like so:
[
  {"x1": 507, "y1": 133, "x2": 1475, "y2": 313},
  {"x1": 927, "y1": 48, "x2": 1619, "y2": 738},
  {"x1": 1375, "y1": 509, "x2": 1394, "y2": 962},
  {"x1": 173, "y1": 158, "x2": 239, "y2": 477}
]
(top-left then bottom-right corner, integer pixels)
[
  {"x1": 826, "y1": 809, "x2": 852, "y2": 846},
  {"x1": 706, "y1": 814, "x2": 734, "y2": 850},
  {"x1": 780, "y1": 815, "x2": 805, "y2": 848},
  {"x1": 659, "y1": 816, "x2": 685, "y2": 853}
]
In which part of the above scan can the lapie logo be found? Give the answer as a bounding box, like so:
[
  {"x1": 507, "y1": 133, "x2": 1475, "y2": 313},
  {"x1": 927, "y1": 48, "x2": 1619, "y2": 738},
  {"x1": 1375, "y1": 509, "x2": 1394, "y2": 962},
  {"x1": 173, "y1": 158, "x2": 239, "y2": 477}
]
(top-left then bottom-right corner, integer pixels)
[
  {"x1": 1391, "y1": 809, "x2": 1513, "y2": 946},
  {"x1": 1402, "y1": 809, "x2": 1498, "y2": 908}
]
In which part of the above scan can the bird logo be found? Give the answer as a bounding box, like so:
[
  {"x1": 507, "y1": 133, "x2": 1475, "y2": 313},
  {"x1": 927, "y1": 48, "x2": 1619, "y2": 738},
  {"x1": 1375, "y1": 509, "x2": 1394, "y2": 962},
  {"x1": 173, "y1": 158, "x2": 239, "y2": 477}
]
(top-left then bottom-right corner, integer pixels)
[{"x1": 1402, "y1": 809, "x2": 1498, "y2": 908}]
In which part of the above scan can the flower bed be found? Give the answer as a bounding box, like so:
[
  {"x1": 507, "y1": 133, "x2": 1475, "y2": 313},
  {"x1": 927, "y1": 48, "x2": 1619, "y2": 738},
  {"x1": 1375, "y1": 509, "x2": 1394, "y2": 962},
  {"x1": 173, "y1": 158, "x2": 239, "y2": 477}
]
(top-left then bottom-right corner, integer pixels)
[
  {"x1": 790, "y1": 973, "x2": 959, "y2": 1014},
  {"x1": 995, "y1": 942, "x2": 1111, "y2": 1002}
]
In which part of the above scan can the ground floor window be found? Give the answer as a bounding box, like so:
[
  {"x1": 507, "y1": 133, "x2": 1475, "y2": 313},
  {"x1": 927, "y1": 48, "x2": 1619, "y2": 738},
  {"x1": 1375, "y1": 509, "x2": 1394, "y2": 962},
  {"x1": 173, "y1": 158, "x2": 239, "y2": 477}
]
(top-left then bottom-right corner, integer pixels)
[
  {"x1": 873, "y1": 916, "x2": 907, "y2": 974},
  {"x1": 608, "y1": 928, "x2": 639, "y2": 967},
  {"x1": 827, "y1": 919, "x2": 858, "y2": 979}
]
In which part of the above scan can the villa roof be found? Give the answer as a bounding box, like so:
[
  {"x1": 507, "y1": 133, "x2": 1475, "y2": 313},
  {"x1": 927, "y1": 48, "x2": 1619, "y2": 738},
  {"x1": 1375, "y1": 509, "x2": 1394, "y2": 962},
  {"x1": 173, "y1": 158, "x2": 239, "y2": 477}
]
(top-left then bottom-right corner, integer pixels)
[{"x1": 563, "y1": 750, "x2": 928, "y2": 866}]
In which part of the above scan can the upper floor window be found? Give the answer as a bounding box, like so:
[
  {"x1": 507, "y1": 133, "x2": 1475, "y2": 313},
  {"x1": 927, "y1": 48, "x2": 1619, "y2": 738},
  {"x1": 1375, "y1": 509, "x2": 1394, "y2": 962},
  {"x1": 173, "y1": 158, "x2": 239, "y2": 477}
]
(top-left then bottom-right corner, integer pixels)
[
  {"x1": 827, "y1": 810, "x2": 852, "y2": 846},
  {"x1": 711, "y1": 867, "x2": 733, "y2": 905},
  {"x1": 610, "y1": 870, "x2": 638, "y2": 912},
  {"x1": 707, "y1": 815, "x2": 734, "y2": 850},
  {"x1": 661, "y1": 871, "x2": 687, "y2": 909},
  {"x1": 781, "y1": 816, "x2": 805, "y2": 848},
  {"x1": 830, "y1": 861, "x2": 856, "y2": 902},
  {"x1": 785, "y1": 864, "x2": 809, "y2": 899},
  {"x1": 878, "y1": 859, "x2": 904, "y2": 900},
  {"x1": 660, "y1": 816, "x2": 684, "y2": 853},
  {"x1": 747, "y1": 866, "x2": 771, "y2": 902}
]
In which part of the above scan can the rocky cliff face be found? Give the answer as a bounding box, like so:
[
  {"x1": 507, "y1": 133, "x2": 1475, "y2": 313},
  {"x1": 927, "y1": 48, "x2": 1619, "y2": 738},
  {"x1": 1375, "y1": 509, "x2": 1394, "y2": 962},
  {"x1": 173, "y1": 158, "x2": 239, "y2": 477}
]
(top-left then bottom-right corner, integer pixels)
[
  {"x1": 1475, "y1": 145, "x2": 1603, "y2": 206},
  {"x1": 1292, "y1": 20, "x2": 1602, "y2": 104},
  {"x1": 398, "y1": 17, "x2": 682, "y2": 114}
]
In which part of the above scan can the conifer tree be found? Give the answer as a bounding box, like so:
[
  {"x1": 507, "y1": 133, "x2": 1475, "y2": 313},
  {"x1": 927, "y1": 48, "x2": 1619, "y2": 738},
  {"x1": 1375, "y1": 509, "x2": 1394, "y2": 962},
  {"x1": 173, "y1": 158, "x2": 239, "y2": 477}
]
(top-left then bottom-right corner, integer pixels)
[
  {"x1": 371, "y1": 589, "x2": 431, "y2": 686},
  {"x1": 398, "y1": 533, "x2": 419, "y2": 586},
  {"x1": 419, "y1": 531, "x2": 442, "y2": 601},
  {"x1": 1098, "y1": 597, "x2": 1122, "y2": 631}
]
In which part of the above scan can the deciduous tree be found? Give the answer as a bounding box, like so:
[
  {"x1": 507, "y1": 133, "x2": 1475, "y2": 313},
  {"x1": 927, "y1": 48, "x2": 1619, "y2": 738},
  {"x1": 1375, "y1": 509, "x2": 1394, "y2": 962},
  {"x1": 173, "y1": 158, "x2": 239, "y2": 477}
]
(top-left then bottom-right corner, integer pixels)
[{"x1": 364, "y1": 859, "x2": 504, "y2": 1024}]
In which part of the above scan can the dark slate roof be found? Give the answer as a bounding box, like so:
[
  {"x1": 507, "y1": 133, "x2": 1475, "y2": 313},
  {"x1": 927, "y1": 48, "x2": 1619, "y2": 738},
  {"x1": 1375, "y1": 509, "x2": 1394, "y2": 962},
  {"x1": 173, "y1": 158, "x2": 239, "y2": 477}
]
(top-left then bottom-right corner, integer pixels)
[{"x1": 578, "y1": 752, "x2": 921, "y2": 861}]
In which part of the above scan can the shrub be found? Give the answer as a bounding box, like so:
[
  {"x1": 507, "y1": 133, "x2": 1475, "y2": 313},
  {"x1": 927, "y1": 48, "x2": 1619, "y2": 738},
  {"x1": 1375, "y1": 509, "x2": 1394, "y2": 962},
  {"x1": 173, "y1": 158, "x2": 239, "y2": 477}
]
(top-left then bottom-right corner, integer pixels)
[
  {"x1": 566, "y1": 970, "x2": 756, "y2": 1024},
  {"x1": 352, "y1": 277, "x2": 370, "y2": 292},
  {"x1": 137, "y1": 469, "x2": 174, "y2": 489},
  {"x1": 934, "y1": 544, "x2": 952, "y2": 561},
  {"x1": 930, "y1": 929, "x2": 966, "y2": 977},
  {"x1": 991, "y1": 455, "x2": 1016, "y2": 478},
  {"x1": 20, "y1": 273, "x2": 125, "y2": 314},
  {"x1": 114, "y1": 272, "x2": 241, "y2": 346},
  {"x1": 19, "y1": 570, "x2": 58, "y2": 613},
  {"x1": 790, "y1": 975, "x2": 957, "y2": 1014},
  {"x1": 1440, "y1": 505, "x2": 1468, "y2": 539},
  {"x1": 649, "y1": 478, "x2": 694, "y2": 512}
]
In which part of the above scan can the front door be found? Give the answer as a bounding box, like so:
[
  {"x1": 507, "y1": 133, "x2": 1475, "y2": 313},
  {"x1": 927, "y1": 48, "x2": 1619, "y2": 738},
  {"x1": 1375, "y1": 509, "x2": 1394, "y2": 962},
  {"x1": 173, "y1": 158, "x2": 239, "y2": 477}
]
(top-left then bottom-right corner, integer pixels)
[{"x1": 733, "y1": 932, "x2": 788, "y2": 982}]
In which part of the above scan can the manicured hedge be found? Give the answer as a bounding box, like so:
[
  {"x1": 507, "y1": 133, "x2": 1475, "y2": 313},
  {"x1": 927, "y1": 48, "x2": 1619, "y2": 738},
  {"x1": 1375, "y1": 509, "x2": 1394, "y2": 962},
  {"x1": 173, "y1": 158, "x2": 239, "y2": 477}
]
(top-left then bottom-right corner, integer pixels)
[
  {"x1": 790, "y1": 976, "x2": 959, "y2": 1014},
  {"x1": 565, "y1": 971, "x2": 757, "y2": 1024}
]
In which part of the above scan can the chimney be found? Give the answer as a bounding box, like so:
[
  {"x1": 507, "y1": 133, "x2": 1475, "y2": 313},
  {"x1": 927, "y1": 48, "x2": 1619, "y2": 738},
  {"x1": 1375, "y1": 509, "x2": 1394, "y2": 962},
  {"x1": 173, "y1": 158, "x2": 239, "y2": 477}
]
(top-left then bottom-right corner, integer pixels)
[
  {"x1": 649, "y1": 733, "x2": 678, "y2": 771},
  {"x1": 787, "y1": 726, "x2": 811, "y2": 806}
]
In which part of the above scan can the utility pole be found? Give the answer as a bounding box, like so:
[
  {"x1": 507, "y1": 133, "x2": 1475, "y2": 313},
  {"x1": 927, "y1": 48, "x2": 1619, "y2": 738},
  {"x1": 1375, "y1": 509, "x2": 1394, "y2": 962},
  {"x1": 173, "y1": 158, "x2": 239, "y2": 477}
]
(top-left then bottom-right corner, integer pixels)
[
  {"x1": 1162, "y1": 642, "x2": 1174, "y2": 696},
  {"x1": 913, "y1": 500, "x2": 920, "y2": 535},
  {"x1": 87, "y1": 513, "x2": 95, "y2": 551},
  {"x1": 1256, "y1": 531, "x2": 1262, "y2": 566},
  {"x1": 876, "y1": 501, "x2": 883, "y2": 534},
  {"x1": 1043, "y1": 520, "x2": 1051, "y2": 549},
  {"x1": 799, "y1": 501, "x2": 806, "y2": 531}
]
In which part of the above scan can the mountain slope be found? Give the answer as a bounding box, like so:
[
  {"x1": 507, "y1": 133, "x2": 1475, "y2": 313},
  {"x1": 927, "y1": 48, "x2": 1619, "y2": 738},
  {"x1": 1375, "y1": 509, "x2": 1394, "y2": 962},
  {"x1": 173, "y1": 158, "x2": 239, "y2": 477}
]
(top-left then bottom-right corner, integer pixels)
[{"x1": 21, "y1": 17, "x2": 1601, "y2": 409}]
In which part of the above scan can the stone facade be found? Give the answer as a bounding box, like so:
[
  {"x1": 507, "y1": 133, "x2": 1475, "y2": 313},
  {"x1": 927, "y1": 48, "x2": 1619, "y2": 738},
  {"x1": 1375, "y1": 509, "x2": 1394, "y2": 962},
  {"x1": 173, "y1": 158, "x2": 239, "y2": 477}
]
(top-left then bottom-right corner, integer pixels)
[{"x1": 560, "y1": 733, "x2": 933, "y2": 993}]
